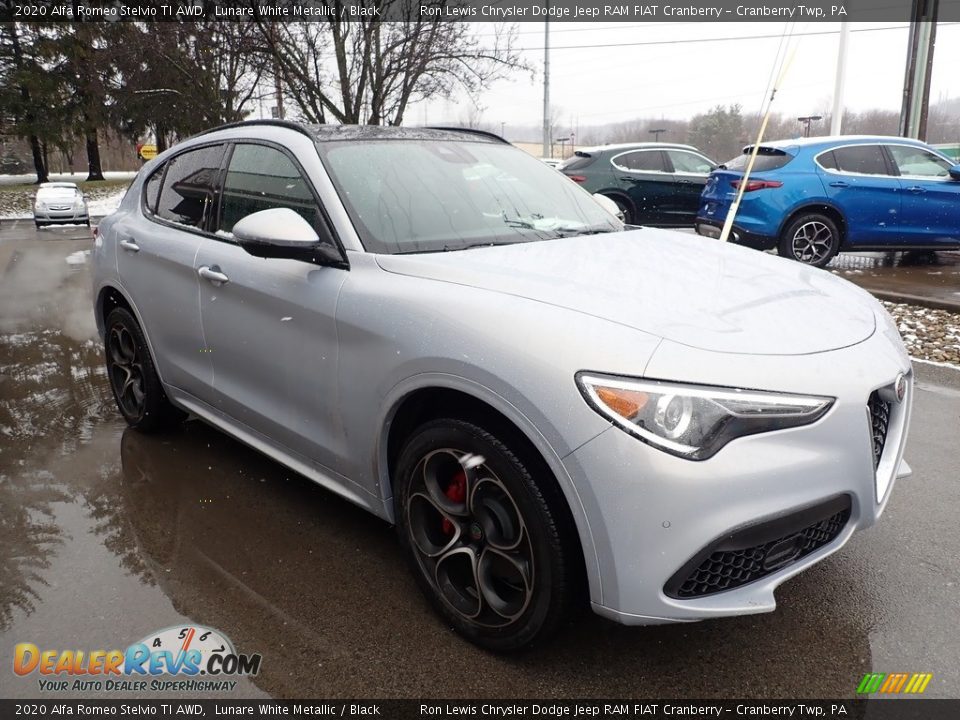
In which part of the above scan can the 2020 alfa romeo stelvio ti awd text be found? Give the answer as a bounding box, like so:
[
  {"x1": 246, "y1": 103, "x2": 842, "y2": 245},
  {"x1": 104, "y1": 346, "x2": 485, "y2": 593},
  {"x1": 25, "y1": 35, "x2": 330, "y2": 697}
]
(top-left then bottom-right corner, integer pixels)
[{"x1": 92, "y1": 122, "x2": 913, "y2": 651}]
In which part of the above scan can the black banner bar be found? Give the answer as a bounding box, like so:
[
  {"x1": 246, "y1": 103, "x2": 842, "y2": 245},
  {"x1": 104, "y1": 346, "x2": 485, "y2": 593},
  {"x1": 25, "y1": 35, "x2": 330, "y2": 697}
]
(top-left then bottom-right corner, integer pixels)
[
  {"x1": 3, "y1": 700, "x2": 960, "y2": 720},
  {"x1": 3, "y1": 0, "x2": 960, "y2": 23}
]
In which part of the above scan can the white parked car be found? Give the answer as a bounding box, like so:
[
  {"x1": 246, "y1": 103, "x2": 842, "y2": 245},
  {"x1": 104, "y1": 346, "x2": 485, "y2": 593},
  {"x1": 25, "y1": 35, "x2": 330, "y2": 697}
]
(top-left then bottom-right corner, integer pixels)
[
  {"x1": 93, "y1": 122, "x2": 913, "y2": 651},
  {"x1": 34, "y1": 182, "x2": 90, "y2": 228}
]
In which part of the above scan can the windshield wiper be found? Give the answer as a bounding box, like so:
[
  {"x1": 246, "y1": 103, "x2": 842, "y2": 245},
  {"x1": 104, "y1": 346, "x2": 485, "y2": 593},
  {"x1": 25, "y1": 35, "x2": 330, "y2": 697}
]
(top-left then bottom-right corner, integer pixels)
[
  {"x1": 554, "y1": 224, "x2": 619, "y2": 237},
  {"x1": 502, "y1": 217, "x2": 538, "y2": 230},
  {"x1": 503, "y1": 216, "x2": 618, "y2": 237},
  {"x1": 396, "y1": 240, "x2": 520, "y2": 255}
]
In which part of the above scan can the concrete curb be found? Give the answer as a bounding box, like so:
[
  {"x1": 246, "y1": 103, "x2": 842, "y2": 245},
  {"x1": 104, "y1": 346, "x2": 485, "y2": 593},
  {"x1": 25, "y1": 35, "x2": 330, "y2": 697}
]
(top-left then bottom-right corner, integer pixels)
[{"x1": 860, "y1": 288, "x2": 960, "y2": 314}]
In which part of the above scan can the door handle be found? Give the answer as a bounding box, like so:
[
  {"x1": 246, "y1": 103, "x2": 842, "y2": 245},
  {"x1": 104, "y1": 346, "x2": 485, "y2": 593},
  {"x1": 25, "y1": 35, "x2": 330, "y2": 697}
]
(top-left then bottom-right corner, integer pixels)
[
  {"x1": 905, "y1": 186, "x2": 926, "y2": 193},
  {"x1": 119, "y1": 238, "x2": 140, "y2": 252},
  {"x1": 198, "y1": 265, "x2": 230, "y2": 285},
  {"x1": 828, "y1": 181, "x2": 849, "y2": 188}
]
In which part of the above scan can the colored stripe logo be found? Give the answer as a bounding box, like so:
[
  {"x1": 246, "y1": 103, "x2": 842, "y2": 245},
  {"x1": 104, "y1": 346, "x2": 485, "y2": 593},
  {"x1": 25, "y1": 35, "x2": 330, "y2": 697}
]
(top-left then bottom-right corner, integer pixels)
[{"x1": 857, "y1": 672, "x2": 933, "y2": 694}]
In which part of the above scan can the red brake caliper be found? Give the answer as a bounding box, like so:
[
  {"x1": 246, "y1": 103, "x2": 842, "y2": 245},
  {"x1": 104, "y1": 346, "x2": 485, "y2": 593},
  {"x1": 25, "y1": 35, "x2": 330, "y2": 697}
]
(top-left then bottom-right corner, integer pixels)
[{"x1": 441, "y1": 470, "x2": 466, "y2": 536}]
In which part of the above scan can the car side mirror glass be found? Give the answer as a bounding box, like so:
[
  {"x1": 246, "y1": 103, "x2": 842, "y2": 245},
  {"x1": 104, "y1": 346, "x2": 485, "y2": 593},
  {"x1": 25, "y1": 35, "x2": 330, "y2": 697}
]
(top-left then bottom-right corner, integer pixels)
[
  {"x1": 949, "y1": 164, "x2": 960, "y2": 180},
  {"x1": 232, "y1": 208, "x2": 346, "y2": 267}
]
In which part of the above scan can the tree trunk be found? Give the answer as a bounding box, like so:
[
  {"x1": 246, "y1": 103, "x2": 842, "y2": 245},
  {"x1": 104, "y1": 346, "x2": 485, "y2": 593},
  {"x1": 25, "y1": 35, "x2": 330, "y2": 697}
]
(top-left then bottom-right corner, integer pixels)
[
  {"x1": 7, "y1": 24, "x2": 48, "y2": 183},
  {"x1": 29, "y1": 135, "x2": 47, "y2": 184},
  {"x1": 155, "y1": 124, "x2": 168, "y2": 153},
  {"x1": 85, "y1": 129, "x2": 105, "y2": 181}
]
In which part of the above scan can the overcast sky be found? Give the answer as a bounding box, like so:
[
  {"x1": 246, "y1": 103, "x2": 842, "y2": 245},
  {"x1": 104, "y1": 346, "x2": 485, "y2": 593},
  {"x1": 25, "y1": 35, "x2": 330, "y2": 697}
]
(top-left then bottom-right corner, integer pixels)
[{"x1": 417, "y1": 21, "x2": 960, "y2": 137}]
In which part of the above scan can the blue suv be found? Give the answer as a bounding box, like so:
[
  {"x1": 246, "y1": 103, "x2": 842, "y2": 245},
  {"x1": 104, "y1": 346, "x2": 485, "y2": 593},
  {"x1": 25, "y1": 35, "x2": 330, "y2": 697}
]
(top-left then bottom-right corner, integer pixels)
[{"x1": 696, "y1": 136, "x2": 960, "y2": 267}]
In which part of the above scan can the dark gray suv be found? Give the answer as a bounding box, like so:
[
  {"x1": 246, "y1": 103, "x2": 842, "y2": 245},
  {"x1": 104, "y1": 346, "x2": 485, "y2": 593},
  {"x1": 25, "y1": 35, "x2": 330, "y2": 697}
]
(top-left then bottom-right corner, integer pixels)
[{"x1": 560, "y1": 143, "x2": 715, "y2": 226}]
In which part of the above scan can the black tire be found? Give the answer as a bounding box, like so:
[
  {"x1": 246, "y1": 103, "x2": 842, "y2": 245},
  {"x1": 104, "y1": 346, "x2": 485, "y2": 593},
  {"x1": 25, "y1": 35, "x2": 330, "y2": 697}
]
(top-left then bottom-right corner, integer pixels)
[
  {"x1": 35, "y1": 221, "x2": 43, "y2": 229},
  {"x1": 778, "y1": 213, "x2": 841, "y2": 268},
  {"x1": 395, "y1": 418, "x2": 580, "y2": 652},
  {"x1": 607, "y1": 195, "x2": 634, "y2": 225},
  {"x1": 104, "y1": 307, "x2": 185, "y2": 433}
]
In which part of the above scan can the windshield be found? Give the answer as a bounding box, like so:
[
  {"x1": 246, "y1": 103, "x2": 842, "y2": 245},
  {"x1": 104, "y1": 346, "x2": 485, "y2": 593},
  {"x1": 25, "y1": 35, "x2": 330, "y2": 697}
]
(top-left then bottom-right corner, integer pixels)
[
  {"x1": 37, "y1": 187, "x2": 80, "y2": 200},
  {"x1": 317, "y1": 139, "x2": 621, "y2": 254}
]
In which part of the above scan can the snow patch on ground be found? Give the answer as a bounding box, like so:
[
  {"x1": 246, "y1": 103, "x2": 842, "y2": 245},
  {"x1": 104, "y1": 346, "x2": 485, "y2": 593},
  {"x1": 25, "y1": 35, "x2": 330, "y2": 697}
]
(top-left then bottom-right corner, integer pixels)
[
  {"x1": 86, "y1": 189, "x2": 127, "y2": 218},
  {"x1": 65, "y1": 250, "x2": 90, "y2": 266},
  {"x1": 0, "y1": 170, "x2": 137, "y2": 187}
]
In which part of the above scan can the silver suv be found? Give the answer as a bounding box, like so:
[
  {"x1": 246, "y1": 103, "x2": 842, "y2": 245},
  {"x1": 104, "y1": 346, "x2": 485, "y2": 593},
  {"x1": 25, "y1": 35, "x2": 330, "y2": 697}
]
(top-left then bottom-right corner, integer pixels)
[{"x1": 93, "y1": 121, "x2": 913, "y2": 650}]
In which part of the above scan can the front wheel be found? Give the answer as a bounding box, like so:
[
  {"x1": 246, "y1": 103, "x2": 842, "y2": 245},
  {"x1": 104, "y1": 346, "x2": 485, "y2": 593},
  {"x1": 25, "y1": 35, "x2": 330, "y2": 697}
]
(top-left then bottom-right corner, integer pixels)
[
  {"x1": 778, "y1": 213, "x2": 841, "y2": 267},
  {"x1": 104, "y1": 307, "x2": 185, "y2": 433},
  {"x1": 394, "y1": 418, "x2": 579, "y2": 651}
]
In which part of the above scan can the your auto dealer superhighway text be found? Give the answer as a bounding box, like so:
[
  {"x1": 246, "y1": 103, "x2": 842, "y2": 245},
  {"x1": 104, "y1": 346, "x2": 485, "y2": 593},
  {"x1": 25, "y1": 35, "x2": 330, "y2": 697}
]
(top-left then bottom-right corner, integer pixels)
[{"x1": 421, "y1": 705, "x2": 829, "y2": 717}]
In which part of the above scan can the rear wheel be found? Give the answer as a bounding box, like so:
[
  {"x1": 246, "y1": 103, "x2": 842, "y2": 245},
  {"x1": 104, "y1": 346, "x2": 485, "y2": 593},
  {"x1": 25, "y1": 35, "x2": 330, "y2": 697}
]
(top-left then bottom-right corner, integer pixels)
[
  {"x1": 394, "y1": 418, "x2": 578, "y2": 651},
  {"x1": 778, "y1": 213, "x2": 841, "y2": 267},
  {"x1": 104, "y1": 307, "x2": 185, "y2": 433}
]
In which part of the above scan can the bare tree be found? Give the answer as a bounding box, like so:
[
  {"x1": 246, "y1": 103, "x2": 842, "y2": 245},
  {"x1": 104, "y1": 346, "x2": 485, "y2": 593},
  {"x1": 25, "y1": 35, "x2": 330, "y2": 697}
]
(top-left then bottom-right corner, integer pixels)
[
  {"x1": 110, "y1": 21, "x2": 263, "y2": 150},
  {"x1": 253, "y1": 3, "x2": 525, "y2": 126}
]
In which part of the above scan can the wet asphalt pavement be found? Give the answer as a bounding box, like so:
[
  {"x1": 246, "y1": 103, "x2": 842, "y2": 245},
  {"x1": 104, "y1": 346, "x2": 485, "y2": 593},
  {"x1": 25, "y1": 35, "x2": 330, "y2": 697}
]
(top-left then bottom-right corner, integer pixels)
[{"x1": 1, "y1": 220, "x2": 959, "y2": 700}]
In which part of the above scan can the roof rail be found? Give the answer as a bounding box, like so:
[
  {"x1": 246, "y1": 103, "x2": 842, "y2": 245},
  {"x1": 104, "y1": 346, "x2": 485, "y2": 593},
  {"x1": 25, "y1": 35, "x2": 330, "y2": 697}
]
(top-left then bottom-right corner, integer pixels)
[
  {"x1": 424, "y1": 126, "x2": 510, "y2": 144},
  {"x1": 191, "y1": 119, "x2": 313, "y2": 139}
]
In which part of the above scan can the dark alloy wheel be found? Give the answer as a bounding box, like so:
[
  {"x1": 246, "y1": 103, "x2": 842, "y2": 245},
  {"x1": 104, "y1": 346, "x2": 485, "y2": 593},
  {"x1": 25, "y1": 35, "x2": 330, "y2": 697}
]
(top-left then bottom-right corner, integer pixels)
[
  {"x1": 395, "y1": 418, "x2": 580, "y2": 651},
  {"x1": 104, "y1": 307, "x2": 185, "y2": 433},
  {"x1": 778, "y1": 213, "x2": 841, "y2": 268}
]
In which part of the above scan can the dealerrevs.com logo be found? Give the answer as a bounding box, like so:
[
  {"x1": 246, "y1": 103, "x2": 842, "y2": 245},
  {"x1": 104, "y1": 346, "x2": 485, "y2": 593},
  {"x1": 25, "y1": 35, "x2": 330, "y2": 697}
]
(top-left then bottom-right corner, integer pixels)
[{"x1": 13, "y1": 625, "x2": 261, "y2": 693}]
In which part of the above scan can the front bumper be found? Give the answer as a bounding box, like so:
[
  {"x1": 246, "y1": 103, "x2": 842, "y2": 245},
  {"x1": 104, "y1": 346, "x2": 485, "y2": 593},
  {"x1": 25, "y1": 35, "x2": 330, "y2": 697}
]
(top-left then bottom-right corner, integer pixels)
[
  {"x1": 564, "y1": 329, "x2": 912, "y2": 625},
  {"x1": 35, "y1": 209, "x2": 89, "y2": 224}
]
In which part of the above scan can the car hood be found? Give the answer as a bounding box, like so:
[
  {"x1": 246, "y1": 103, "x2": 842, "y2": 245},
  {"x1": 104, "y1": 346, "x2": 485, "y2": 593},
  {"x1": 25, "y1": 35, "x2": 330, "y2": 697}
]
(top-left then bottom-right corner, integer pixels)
[{"x1": 375, "y1": 229, "x2": 876, "y2": 355}]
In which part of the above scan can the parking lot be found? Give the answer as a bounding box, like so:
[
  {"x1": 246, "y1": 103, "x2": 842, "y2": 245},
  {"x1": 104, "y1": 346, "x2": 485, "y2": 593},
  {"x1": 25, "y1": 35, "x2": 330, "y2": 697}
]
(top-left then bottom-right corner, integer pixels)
[{"x1": 1, "y1": 220, "x2": 959, "y2": 699}]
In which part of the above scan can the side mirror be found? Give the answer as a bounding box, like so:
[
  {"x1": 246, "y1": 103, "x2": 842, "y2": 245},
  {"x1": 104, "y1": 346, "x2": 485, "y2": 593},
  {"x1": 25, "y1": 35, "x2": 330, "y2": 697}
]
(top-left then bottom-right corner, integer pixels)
[
  {"x1": 949, "y1": 164, "x2": 960, "y2": 181},
  {"x1": 232, "y1": 208, "x2": 346, "y2": 267},
  {"x1": 592, "y1": 193, "x2": 625, "y2": 222}
]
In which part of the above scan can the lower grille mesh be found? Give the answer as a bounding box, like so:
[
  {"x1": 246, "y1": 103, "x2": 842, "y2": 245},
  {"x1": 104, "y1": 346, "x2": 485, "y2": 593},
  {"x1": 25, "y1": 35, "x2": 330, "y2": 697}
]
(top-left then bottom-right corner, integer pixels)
[{"x1": 669, "y1": 502, "x2": 851, "y2": 599}]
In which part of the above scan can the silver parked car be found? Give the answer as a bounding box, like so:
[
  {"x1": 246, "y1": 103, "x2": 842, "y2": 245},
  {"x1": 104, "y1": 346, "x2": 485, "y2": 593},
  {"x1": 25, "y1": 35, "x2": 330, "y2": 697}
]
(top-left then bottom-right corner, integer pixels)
[
  {"x1": 34, "y1": 181, "x2": 90, "y2": 227},
  {"x1": 92, "y1": 122, "x2": 913, "y2": 651}
]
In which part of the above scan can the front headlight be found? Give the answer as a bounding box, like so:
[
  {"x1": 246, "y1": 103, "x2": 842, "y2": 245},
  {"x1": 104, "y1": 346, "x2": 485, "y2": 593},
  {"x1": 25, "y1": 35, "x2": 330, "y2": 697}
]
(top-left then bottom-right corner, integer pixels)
[{"x1": 577, "y1": 373, "x2": 834, "y2": 460}]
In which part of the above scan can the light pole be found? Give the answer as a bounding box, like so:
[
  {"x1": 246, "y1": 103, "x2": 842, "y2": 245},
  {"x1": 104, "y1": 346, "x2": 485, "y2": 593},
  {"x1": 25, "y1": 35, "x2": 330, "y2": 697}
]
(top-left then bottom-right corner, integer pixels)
[
  {"x1": 798, "y1": 115, "x2": 822, "y2": 137},
  {"x1": 542, "y1": 13, "x2": 551, "y2": 158},
  {"x1": 649, "y1": 128, "x2": 667, "y2": 142}
]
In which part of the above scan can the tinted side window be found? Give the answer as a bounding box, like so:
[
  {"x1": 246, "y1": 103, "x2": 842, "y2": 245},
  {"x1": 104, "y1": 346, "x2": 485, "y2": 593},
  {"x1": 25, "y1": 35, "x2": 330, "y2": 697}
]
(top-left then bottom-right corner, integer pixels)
[
  {"x1": 817, "y1": 151, "x2": 838, "y2": 170},
  {"x1": 217, "y1": 144, "x2": 322, "y2": 235},
  {"x1": 832, "y1": 145, "x2": 889, "y2": 176},
  {"x1": 614, "y1": 150, "x2": 664, "y2": 172},
  {"x1": 143, "y1": 164, "x2": 164, "y2": 214},
  {"x1": 667, "y1": 150, "x2": 713, "y2": 174},
  {"x1": 156, "y1": 144, "x2": 225, "y2": 229}
]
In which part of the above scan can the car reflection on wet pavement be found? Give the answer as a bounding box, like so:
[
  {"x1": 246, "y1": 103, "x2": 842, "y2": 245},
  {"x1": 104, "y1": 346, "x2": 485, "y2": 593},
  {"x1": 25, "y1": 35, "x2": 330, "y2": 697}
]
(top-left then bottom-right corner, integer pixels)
[
  {"x1": 829, "y1": 250, "x2": 960, "y2": 310},
  {"x1": 2, "y1": 221, "x2": 959, "y2": 699}
]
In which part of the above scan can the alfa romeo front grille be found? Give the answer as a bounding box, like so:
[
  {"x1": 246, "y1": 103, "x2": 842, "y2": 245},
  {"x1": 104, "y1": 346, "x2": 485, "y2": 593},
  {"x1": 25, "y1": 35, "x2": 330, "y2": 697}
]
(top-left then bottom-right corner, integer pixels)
[{"x1": 867, "y1": 391, "x2": 891, "y2": 470}]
